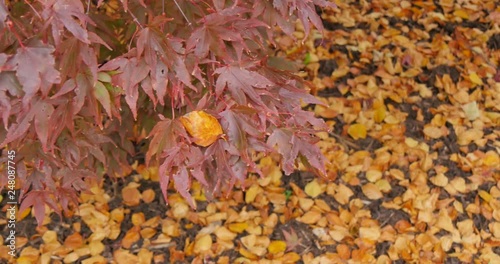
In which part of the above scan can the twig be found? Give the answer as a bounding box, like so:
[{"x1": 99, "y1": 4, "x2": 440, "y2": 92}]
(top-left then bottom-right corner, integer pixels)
[
  {"x1": 173, "y1": 0, "x2": 193, "y2": 29},
  {"x1": 86, "y1": 0, "x2": 91, "y2": 14},
  {"x1": 121, "y1": 0, "x2": 144, "y2": 29},
  {"x1": 24, "y1": 0, "x2": 42, "y2": 19},
  {"x1": 329, "y1": 132, "x2": 360, "y2": 150}
]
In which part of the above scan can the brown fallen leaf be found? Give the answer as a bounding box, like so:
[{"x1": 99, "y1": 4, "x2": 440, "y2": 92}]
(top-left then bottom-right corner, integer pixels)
[{"x1": 180, "y1": 110, "x2": 223, "y2": 147}]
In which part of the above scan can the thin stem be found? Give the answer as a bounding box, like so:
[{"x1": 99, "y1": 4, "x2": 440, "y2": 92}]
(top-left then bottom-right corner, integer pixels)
[
  {"x1": 173, "y1": 0, "x2": 193, "y2": 29},
  {"x1": 24, "y1": 0, "x2": 41, "y2": 19},
  {"x1": 121, "y1": 0, "x2": 144, "y2": 29},
  {"x1": 6, "y1": 21, "x2": 26, "y2": 48},
  {"x1": 86, "y1": 0, "x2": 91, "y2": 14}
]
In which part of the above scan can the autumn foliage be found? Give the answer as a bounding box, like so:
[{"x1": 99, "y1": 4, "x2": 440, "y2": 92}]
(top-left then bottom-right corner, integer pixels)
[{"x1": 0, "y1": 0, "x2": 334, "y2": 224}]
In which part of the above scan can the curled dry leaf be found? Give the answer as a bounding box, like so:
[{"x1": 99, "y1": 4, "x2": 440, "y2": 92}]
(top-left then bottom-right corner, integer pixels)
[{"x1": 179, "y1": 110, "x2": 223, "y2": 147}]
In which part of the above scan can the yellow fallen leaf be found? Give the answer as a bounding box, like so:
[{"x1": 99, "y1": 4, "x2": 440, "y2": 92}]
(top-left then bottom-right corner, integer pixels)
[
  {"x1": 334, "y1": 184, "x2": 354, "y2": 205},
  {"x1": 215, "y1": 226, "x2": 237, "y2": 241},
  {"x1": 423, "y1": 125, "x2": 444, "y2": 139},
  {"x1": 239, "y1": 247, "x2": 258, "y2": 260},
  {"x1": 245, "y1": 185, "x2": 262, "y2": 203},
  {"x1": 110, "y1": 208, "x2": 125, "y2": 223},
  {"x1": 82, "y1": 256, "x2": 107, "y2": 264},
  {"x1": 430, "y1": 173, "x2": 448, "y2": 187},
  {"x1": 366, "y1": 170, "x2": 382, "y2": 182},
  {"x1": 462, "y1": 101, "x2": 480, "y2": 121},
  {"x1": 490, "y1": 222, "x2": 500, "y2": 238},
  {"x1": 304, "y1": 180, "x2": 323, "y2": 198},
  {"x1": 268, "y1": 240, "x2": 287, "y2": 254},
  {"x1": 347, "y1": 123, "x2": 367, "y2": 140},
  {"x1": 228, "y1": 222, "x2": 248, "y2": 233},
  {"x1": 131, "y1": 212, "x2": 145, "y2": 226},
  {"x1": 375, "y1": 179, "x2": 391, "y2": 193},
  {"x1": 298, "y1": 198, "x2": 314, "y2": 211},
  {"x1": 113, "y1": 249, "x2": 139, "y2": 264},
  {"x1": 361, "y1": 183, "x2": 383, "y2": 200},
  {"x1": 42, "y1": 231, "x2": 58, "y2": 244},
  {"x1": 172, "y1": 202, "x2": 189, "y2": 219},
  {"x1": 17, "y1": 206, "x2": 31, "y2": 221},
  {"x1": 16, "y1": 257, "x2": 34, "y2": 264},
  {"x1": 138, "y1": 248, "x2": 153, "y2": 264},
  {"x1": 193, "y1": 234, "x2": 212, "y2": 253},
  {"x1": 373, "y1": 105, "x2": 386, "y2": 123},
  {"x1": 450, "y1": 177, "x2": 467, "y2": 193},
  {"x1": 89, "y1": 241, "x2": 105, "y2": 256},
  {"x1": 359, "y1": 226, "x2": 381, "y2": 241},
  {"x1": 64, "y1": 252, "x2": 79, "y2": 263},
  {"x1": 483, "y1": 151, "x2": 499, "y2": 167},
  {"x1": 469, "y1": 72, "x2": 483, "y2": 86},
  {"x1": 180, "y1": 110, "x2": 223, "y2": 147},
  {"x1": 453, "y1": 9, "x2": 469, "y2": 19},
  {"x1": 404, "y1": 137, "x2": 419, "y2": 148},
  {"x1": 241, "y1": 234, "x2": 257, "y2": 249},
  {"x1": 436, "y1": 209, "x2": 455, "y2": 232},
  {"x1": 457, "y1": 129, "x2": 483, "y2": 145}
]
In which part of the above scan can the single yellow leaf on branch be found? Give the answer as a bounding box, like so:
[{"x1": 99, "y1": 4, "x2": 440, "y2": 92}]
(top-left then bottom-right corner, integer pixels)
[{"x1": 180, "y1": 110, "x2": 223, "y2": 147}]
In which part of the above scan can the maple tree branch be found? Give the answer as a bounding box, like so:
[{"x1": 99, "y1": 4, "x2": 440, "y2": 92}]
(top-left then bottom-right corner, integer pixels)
[
  {"x1": 6, "y1": 20, "x2": 25, "y2": 48},
  {"x1": 125, "y1": 9, "x2": 144, "y2": 29}
]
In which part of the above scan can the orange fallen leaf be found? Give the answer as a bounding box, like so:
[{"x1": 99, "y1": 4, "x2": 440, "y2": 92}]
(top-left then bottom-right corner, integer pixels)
[
  {"x1": 114, "y1": 249, "x2": 139, "y2": 263},
  {"x1": 180, "y1": 110, "x2": 223, "y2": 147},
  {"x1": 299, "y1": 210, "x2": 322, "y2": 224},
  {"x1": 337, "y1": 244, "x2": 351, "y2": 260},
  {"x1": 122, "y1": 226, "x2": 141, "y2": 249},
  {"x1": 141, "y1": 189, "x2": 155, "y2": 203},
  {"x1": 64, "y1": 232, "x2": 84, "y2": 250},
  {"x1": 281, "y1": 252, "x2": 301, "y2": 262},
  {"x1": 131, "y1": 212, "x2": 145, "y2": 226},
  {"x1": 122, "y1": 186, "x2": 141, "y2": 206}
]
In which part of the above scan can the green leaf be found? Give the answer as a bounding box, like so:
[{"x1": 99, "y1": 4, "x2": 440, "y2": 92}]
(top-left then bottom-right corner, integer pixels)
[
  {"x1": 93, "y1": 81, "x2": 112, "y2": 117},
  {"x1": 303, "y1": 53, "x2": 312, "y2": 65}
]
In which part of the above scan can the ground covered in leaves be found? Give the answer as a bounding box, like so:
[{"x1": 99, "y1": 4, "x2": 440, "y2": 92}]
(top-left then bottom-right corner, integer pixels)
[{"x1": 2, "y1": 0, "x2": 500, "y2": 263}]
